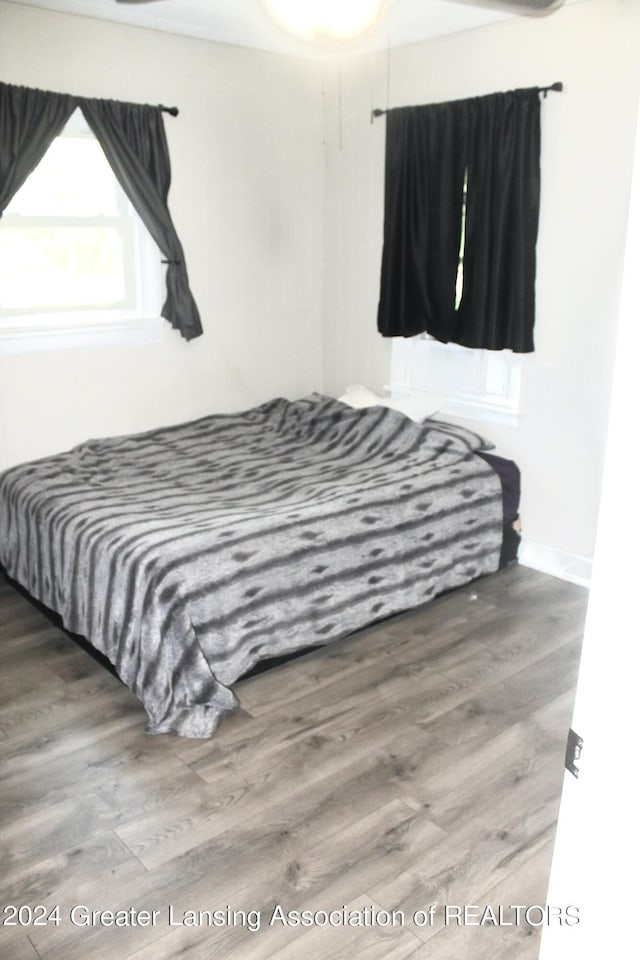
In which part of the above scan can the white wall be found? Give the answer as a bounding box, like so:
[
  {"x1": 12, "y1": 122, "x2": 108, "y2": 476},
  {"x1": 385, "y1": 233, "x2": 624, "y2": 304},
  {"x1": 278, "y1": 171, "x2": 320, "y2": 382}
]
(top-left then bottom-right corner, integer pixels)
[
  {"x1": 540, "y1": 76, "x2": 640, "y2": 960},
  {"x1": 1, "y1": 1, "x2": 638, "y2": 566},
  {"x1": 0, "y1": 2, "x2": 324, "y2": 468},
  {"x1": 321, "y1": 0, "x2": 640, "y2": 562}
]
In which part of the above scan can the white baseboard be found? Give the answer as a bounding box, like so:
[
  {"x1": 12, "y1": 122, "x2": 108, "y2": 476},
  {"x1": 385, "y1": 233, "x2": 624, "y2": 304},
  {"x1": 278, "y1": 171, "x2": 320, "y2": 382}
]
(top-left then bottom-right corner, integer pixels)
[{"x1": 519, "y1": 539, "x2": 592, "y2": 588}]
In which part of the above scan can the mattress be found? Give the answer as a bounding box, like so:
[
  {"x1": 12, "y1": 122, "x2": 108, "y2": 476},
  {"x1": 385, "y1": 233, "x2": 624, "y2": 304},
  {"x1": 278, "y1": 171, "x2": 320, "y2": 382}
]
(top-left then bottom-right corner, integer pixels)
[{"x1": 0, "y1": 394, "x2": 504, "y2": 737}]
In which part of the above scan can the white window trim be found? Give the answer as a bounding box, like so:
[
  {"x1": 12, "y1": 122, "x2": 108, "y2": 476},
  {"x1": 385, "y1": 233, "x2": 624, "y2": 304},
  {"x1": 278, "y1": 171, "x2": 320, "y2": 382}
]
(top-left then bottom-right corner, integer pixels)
[
  {"x1": 0, "y1": 313, "x2": 163, "y2": 356},
  {"x1": 389, "y1": 334, "x2": 523, "y2": 428},
  {"x1": 0, "y1": 226, "x2": 164, "y2": 355}
]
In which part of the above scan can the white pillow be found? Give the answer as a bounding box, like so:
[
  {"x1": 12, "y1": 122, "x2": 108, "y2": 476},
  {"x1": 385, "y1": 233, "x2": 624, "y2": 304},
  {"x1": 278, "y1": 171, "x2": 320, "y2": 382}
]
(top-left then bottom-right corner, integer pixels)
[
  {"x1": 337, "y1": 384, "x2": 383, "y2": 408},
  {"x1": 337, "y1": 384, "x2": 442, "y2": 422}
]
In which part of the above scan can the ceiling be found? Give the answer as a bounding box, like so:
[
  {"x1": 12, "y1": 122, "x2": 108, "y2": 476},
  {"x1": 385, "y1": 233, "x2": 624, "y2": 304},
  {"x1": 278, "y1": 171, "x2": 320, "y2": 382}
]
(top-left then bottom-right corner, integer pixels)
[{"x1": 3, "y1": 0, "x2": 569, "y2": 59}]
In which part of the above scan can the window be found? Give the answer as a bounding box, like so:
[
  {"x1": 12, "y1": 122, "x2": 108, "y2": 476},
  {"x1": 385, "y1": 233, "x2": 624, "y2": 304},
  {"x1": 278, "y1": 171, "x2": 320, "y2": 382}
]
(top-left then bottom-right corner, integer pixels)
[
  {"x1": 0, "y1": 109, "x2": 162, "y2": 355},
  {"x1": 389, "y1": 334, "x2": 522, "y2": 427},
  {"x1": 454, "y1": 167, "x2": 468, "y2": 313}
]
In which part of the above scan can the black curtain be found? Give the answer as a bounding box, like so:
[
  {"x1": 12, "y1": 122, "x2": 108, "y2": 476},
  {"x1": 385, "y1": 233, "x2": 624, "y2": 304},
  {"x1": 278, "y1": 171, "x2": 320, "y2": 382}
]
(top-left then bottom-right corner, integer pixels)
[
  {"x1": 80, "y1": 98, "x2": 202, "y2": 341},
  {"x1": 0, "y1": 82, "x2": 202, "y2": 342},
  {"x1": 377, "y1": 88, "x2": 541, "y2": 353},
  {"x1": 0, "y1": 82, "x2": 76, "y2": 214}
]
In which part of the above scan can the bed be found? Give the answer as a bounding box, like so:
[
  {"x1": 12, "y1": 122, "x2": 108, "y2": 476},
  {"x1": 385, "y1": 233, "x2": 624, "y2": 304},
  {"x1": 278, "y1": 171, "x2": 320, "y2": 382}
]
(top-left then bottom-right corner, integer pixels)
[{"x1": 0, "y1": 393, "x2": 517, "y2": 738}]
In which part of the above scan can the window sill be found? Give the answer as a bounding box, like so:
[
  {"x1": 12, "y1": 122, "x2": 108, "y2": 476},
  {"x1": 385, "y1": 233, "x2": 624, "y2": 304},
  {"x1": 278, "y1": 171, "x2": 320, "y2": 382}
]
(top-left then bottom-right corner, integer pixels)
[
  {"x1": 389, "y1": 336, "x2": 522, "y2": 430},
  {"x1": 0, "y1": 313, "x2": 163, "y2": 356},
  {"x1": 436, "y1": 396, "x2": 521, "y2": 429}
]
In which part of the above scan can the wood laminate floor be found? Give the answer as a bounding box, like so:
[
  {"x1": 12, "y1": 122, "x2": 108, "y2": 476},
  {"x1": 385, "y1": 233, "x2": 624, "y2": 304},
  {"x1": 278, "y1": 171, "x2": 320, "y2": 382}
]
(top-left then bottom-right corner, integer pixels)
[{"x1": 0, "y1": 565, "x2": 587, "y2": 960}]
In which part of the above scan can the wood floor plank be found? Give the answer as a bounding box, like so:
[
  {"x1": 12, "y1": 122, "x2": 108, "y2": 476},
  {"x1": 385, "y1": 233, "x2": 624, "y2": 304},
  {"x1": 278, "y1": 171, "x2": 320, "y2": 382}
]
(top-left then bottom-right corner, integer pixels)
[
  {"x1": 113, "y1": 721, "x2": 447, "y2": 873},
  {"x1": 0, "y1": 667, "x2": 135, "y2": 741},
  {"x1": 187, "y1": 619, "x2": 580, "y2": 790},
  {"x1": 407, "y1": 839, "x2": 559, "y2": 960},
  {"x1": 0, "y1": 931, "x2": 41, "y2": 960},
  {"x1": 4, "y1": 829, "x2": 147, "y2": 907},
  {"x1": 411, "y1": 722, "x2": 564, "y2": 830},
  {"x1": 26, "y1": 800, "x2": 441, "y2": 959},
  {"x1": 0, "y1": 616, "x2": 63, "y2": 651},
  {"x1": 0, "y1": 659, "x2": 67, "y2": 709},
  {"x1": 368, "y1": 787, "x2": 562, "y2": 947},
  {"x1": 125, "y1": 896, "x2": 424, "y2": 960},
  {"x1": 236, "y1": 587, "x2": 500, "y2": 717},
  {"x1": 116, "y1": 801, "x2": 443, "y2": 960},
  {"x1": 0, "y1": 565, "x2": 587, "y2": 960},
  {"x1": 0, "y1": 705, "x2": 145, "y2": 781},
  {"x1": 251, "y1": 896, "x2": 422, "y2": 960},
  {"x1": 1, "y1": 754, "x2": 204, "y2": 895}
]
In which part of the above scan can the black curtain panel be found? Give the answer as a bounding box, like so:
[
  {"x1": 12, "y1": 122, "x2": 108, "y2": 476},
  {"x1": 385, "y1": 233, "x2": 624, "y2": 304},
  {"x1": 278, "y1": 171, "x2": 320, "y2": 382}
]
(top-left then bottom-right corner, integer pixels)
[
  {"x1": 377, "y1": 88, "x2": 541, "y2": 353},
  {"x1": 0, "y1": 82, "x2": 202, "y2": 342},
  {"x1": 0, "y1": 82, "x2": 76, "y2": 214},
  {"x1": 80, "y1": 97, "x2": 202, "y2": 341}
]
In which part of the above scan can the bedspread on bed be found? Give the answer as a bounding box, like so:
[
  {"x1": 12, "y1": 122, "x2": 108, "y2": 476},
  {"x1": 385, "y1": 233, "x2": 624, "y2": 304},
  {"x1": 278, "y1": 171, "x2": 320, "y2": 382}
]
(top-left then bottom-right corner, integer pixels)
[{"x1": 0, "y1": 394, "x2": 503, "y2": 737}]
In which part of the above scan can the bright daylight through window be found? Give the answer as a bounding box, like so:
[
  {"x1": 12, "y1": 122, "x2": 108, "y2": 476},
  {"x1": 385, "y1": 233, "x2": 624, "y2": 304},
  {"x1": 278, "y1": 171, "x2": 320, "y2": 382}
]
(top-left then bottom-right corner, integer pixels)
[{"x1": 0, "y1": 108, "x2": 162, "y2": 354}]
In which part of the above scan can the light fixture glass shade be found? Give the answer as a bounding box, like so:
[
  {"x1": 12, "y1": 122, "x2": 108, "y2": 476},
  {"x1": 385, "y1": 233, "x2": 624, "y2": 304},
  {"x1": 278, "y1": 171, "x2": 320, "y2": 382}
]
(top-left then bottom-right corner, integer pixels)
[{"x1": 263, "y1": 0, "x2": 384, "y2": 41}]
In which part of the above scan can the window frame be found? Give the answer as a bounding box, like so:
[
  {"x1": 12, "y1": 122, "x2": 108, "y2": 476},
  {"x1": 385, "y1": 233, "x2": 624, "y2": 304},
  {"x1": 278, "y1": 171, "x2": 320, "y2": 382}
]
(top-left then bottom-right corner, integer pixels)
[
  {"x1": 389, "y1": 334, "x2": 523, "y2": 428},
  {"x1": 0, "y1": 108, "x2": 163, "y2": 356}
]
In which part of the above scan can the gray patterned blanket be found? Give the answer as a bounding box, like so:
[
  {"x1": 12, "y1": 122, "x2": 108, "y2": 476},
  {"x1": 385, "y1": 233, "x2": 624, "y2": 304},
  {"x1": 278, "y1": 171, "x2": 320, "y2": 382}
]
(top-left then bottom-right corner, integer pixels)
[{"x1": 0, "y1": 395, "x2": 503, "y2": 737}]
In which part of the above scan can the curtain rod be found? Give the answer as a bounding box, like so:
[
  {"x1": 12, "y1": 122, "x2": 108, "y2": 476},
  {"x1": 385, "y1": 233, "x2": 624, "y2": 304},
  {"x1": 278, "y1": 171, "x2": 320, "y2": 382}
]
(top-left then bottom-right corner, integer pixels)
[
  {"x1": 159, "y1": 104, "x2": 179, "y2": 116},
  {"x1": 370, "y1": 81, "x2": 563, "y2": 123},
  {"x1": 539, "y1": 81, "x2": 564, "y2": 97}
]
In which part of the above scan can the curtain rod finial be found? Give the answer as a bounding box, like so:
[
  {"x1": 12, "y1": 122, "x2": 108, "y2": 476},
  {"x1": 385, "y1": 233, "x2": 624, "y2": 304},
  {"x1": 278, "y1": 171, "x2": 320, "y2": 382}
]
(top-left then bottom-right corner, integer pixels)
[{"x1": 541, "y1": 81, "x2": 563, "y2": 98}]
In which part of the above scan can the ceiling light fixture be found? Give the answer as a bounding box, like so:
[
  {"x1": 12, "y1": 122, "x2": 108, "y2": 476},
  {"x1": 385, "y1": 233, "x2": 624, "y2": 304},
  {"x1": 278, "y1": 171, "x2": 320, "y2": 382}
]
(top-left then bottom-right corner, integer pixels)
[{"x1": 263, "y1": 0, "x2": 385, "y2": 41}]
